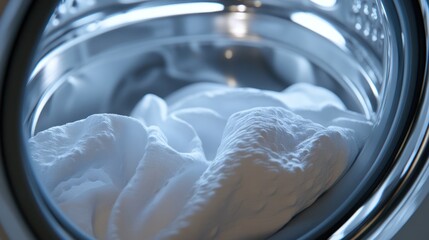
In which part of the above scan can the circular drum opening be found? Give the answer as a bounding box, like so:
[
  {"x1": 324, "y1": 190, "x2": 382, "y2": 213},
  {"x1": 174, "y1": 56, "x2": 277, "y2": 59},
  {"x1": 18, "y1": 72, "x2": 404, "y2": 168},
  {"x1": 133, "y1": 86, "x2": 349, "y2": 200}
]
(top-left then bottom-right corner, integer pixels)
[{"x1": 2, "y1": 0, "x2": 426, "y2": 239}]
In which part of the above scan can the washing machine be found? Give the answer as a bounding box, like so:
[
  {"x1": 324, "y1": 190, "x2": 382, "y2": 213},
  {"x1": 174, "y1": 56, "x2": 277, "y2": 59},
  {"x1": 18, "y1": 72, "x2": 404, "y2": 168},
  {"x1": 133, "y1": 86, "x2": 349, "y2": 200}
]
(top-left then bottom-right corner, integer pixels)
[{"x1": 0, "y1": 0, "x2": 428, "y2": 239}]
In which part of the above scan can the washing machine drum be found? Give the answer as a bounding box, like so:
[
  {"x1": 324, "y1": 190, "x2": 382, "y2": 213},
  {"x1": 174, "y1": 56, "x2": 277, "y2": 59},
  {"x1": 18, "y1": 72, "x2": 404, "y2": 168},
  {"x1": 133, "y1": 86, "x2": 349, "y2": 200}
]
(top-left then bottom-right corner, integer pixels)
[{"x1": 0, "y1": 0, "x2": 428, "y2": 239}]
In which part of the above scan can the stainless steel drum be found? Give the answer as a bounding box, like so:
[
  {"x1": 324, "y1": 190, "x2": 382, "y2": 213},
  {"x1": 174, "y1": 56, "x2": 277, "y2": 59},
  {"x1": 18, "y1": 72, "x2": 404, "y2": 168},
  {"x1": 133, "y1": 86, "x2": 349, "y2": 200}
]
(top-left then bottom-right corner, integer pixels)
[{"x1": 0, "y1": 0, "x2": 428, "y2": 239}]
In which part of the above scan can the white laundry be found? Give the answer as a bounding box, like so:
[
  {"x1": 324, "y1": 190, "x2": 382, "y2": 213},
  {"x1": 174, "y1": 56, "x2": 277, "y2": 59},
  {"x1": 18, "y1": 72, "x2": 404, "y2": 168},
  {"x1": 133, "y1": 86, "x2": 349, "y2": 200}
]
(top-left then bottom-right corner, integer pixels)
[{"x1": 28, "y1": 83, "x2": 372, "y2": 239}]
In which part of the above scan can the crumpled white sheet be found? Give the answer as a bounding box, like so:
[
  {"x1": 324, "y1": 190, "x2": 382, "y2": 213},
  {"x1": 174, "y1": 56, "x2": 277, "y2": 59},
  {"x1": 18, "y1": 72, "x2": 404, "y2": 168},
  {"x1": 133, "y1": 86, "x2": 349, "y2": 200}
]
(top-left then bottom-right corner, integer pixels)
[{"x1": 29, "y1": 83, "x2": 372, "y2": 240}]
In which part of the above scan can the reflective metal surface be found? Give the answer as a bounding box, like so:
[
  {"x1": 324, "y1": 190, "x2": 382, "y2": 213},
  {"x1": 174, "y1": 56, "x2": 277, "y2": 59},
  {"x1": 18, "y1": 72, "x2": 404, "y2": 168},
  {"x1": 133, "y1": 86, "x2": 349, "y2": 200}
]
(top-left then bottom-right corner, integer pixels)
[
  {"x1": 0, "y1": 1, "x2": 36, "y2": 239},
  {"x1": 27, "y1": 1, "x2": 386, "y2": 137},
  {"x1": 333, "y1": 0, "x2": 429, "y2": 238}
]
